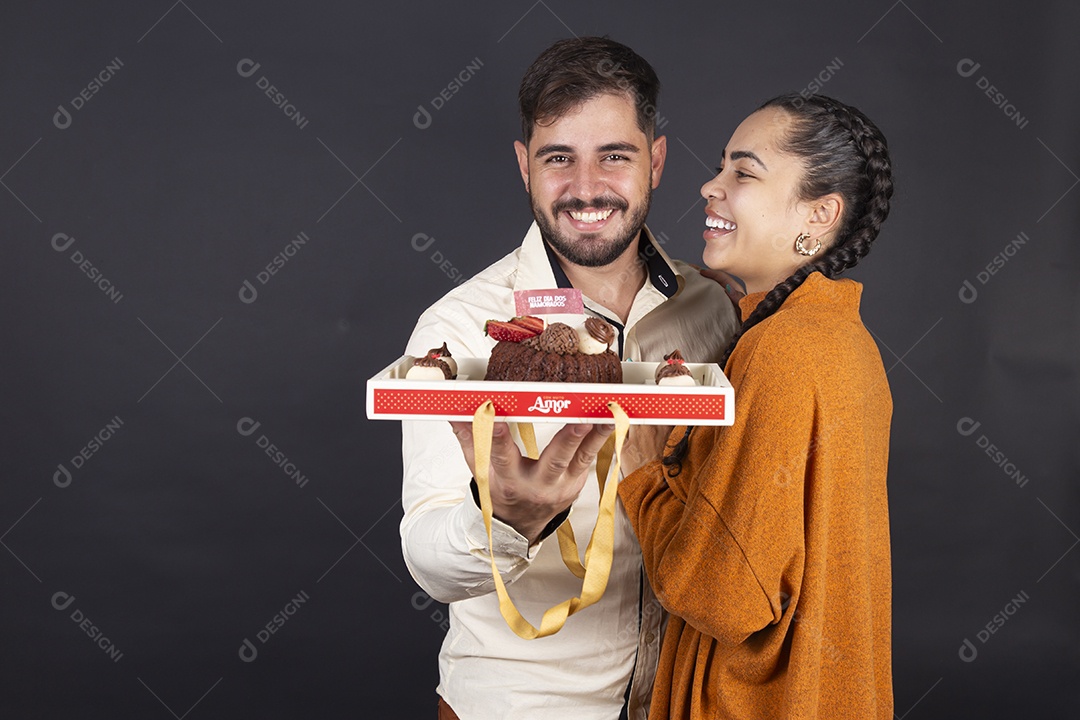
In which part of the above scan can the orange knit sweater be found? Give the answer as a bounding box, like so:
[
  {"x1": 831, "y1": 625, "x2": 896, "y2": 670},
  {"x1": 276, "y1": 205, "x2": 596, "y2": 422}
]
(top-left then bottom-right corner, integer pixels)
[{"x1": 619, "y1": 273, "x2": 893, "y2": 719}]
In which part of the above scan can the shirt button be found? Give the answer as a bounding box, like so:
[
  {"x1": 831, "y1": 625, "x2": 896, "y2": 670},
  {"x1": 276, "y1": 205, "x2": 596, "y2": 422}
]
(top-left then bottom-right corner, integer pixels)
[{"x1": 644, "y1": 632, "x2": 656, "y2": 644}]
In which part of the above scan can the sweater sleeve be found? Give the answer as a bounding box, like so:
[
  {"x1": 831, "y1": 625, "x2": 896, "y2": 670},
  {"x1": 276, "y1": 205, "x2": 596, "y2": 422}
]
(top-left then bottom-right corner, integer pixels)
[{"x1": 619, "y1": 326, "x2": 815, "y2": 648}]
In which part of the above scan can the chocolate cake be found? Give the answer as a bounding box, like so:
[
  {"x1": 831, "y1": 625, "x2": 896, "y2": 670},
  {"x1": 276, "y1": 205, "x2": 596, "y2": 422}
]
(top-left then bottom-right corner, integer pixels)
[{"x1": 484, "y1": 317, "x2": 622, "y2": 383}]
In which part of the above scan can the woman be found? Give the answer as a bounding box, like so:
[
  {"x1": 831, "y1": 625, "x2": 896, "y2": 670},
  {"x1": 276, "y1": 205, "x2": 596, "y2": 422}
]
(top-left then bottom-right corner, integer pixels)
[{"x1": 619, "y1": 93, "x2": 894, "y2": 719}]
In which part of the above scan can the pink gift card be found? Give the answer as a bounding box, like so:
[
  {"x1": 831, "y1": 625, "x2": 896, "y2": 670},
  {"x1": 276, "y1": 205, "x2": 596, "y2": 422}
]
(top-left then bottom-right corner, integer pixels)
[{"x1": 514, "y1": 289, "x2": 584, "y2": 316}]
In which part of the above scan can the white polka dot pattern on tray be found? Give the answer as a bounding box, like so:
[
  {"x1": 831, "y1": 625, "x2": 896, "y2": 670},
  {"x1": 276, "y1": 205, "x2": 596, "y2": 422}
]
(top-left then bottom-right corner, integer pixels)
[
  {"x1": 373, "y1": 388, "x2": 726, "y2": 421},
  {"x1": 374, "y1": 390, "x2": 519, "y2": 415}
]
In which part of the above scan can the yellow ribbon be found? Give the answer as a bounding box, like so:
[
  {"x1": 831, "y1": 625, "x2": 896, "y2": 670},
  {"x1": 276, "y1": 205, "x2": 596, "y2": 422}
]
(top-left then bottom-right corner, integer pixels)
[
  {"x1": 513, "y1": 422, "x2": 617, "y2": 580},
  {"x1": 473, "y1": 401, "x2": 629, "y2": 639}
]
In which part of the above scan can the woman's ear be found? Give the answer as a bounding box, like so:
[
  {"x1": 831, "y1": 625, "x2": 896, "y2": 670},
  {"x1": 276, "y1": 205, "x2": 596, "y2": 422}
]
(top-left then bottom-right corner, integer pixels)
[{"x1": 806, "y1": 193, "x2": 844, "y2": 241}]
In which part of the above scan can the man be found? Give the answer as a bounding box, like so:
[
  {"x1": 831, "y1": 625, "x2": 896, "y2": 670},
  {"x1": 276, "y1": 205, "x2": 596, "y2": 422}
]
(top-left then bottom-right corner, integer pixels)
[{"x1": 400, "y1": 37, "x2": 739, "y2": 720}]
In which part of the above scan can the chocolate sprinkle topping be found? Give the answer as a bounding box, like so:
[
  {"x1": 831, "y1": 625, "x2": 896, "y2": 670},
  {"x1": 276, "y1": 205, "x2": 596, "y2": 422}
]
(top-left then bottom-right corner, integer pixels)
[{"x1": 537, "y1": 323, "x2": 579, "y2": 355}]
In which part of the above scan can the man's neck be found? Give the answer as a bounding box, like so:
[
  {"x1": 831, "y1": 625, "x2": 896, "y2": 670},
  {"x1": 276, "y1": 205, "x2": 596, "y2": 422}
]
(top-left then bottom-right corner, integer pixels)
[{"x1": 554, "y1": 236, "x2": 648, "y2": 324}]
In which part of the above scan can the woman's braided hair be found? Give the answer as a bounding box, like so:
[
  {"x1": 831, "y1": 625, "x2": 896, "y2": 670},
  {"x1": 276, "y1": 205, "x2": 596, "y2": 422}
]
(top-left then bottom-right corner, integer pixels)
[{"x1": 663, "y1": 93, "x2": 894, "y2": 474}]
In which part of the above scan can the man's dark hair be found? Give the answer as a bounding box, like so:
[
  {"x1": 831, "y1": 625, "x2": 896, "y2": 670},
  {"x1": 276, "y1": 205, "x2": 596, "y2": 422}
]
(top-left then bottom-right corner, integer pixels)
[{"x1": 518, "y1": 36, "x2": 661, "y2": 143}]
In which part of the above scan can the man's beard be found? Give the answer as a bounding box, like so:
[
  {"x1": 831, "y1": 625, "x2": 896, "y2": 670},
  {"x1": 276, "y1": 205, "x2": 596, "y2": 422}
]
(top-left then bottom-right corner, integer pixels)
[{"x1": 532, "y1": 191, "x2": 651, "y2": 268}]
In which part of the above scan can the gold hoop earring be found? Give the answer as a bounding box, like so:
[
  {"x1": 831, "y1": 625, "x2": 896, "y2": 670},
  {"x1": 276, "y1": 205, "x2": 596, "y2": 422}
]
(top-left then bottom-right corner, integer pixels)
[{"x1": 794, "y1": 232, "x2": 821, "y2": 257}]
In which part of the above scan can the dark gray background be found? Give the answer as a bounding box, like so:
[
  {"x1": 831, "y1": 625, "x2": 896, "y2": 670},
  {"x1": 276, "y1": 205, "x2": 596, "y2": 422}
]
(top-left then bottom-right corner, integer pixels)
[{"x1": 2, "y1": 1, "x2": 1077, "y2": 717}]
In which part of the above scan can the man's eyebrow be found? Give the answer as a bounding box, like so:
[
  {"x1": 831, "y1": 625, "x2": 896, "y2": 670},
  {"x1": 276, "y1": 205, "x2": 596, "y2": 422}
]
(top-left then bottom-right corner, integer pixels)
[
  {"x1": 728, "y1": 149, "x2": 768, "y2": 170},
  {"x1": 533, "y1": 142, "x2": 641, "y2": 157},
  {"x1": 598, "y1": 142, "x2": 640, "y2": 154},
  {"x1": 534, "y1": 144, "x2": 574, "y2": 157}
]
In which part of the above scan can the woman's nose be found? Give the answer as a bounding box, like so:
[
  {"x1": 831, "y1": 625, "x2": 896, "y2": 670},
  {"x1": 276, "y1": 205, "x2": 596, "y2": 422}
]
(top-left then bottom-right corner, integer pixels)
[{"x1": 701, "y1": 172, "x2": 725, "y2": 201}]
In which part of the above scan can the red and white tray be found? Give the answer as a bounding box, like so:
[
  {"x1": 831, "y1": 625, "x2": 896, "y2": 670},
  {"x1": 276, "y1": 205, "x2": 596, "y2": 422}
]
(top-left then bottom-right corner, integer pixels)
[{"x1": 366, "y1": 356, "x2": 734, "y2": 425}]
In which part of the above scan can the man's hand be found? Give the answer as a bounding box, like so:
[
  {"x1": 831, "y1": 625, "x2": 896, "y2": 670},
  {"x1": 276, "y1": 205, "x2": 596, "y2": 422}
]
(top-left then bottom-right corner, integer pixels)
[{"x1": 448, "y1": 421, "x2": 615, "y2": 544}]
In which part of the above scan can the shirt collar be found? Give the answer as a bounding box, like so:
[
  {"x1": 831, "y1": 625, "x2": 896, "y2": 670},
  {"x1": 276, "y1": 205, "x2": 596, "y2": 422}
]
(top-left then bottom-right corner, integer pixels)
[{"x1": 514, "y1": 221, "x2": 681, "y2": 299}]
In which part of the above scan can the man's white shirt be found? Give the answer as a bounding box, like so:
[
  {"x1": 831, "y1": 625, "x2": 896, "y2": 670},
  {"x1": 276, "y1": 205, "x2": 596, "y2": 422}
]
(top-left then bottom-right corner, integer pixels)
[{"x1": 400, "y1": 223, "x2": 738, "y2": 719}]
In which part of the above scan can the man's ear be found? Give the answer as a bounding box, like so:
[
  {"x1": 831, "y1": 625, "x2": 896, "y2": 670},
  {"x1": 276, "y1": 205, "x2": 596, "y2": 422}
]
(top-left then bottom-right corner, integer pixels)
[
  {"x1": 650, "y1": 135, "x2": 668, "y2": 189},
  {"x1": 806, "y1": 192, "x2": 845, "y2": 241},
  {"x1": 514, "y1": 140, "x2": 530, "y2": 192}
]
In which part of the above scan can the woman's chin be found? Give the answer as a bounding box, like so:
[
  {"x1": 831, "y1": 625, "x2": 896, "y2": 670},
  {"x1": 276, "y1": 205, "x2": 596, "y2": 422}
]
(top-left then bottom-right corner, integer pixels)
[{"x1": 700, "y1": 249, "x2": 733, "y2": 273}]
